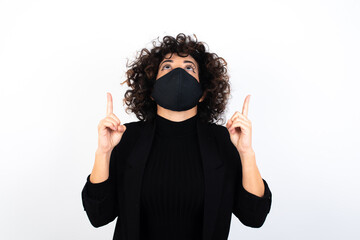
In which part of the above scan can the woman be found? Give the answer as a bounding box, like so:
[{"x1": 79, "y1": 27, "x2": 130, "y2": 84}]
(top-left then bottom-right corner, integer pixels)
[{"x1": 81, "y1": 33, "x2": 272, "y2": 240}]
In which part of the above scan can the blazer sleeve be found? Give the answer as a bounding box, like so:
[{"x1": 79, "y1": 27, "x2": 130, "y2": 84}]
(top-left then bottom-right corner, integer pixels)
[
  {"x1": 233, "y1": 165, "x2": 272, "y2": 228},
  {"x1": 220, "y1": 126, "x2": 272, "y2": 228},
  {"x1": 81, "y1": 123, "x2": 130, "y2": 228}
]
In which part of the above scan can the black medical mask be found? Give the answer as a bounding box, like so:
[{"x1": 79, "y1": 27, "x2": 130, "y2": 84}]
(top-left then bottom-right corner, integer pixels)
[{"x1": 151, "y1": 67, "x2": 203, "y2": 111}]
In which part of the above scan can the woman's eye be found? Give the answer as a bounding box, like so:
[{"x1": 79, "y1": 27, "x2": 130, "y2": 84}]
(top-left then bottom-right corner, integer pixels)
[
  {"x1": 161, "y1": 64, "x2": 195, "y2": 72},
  {"x1": 162, "y1": 64, "x2": 171, "y2": 70},
  {"x1": 185, "y1": 65, "x2": 195, "y2": 71}
]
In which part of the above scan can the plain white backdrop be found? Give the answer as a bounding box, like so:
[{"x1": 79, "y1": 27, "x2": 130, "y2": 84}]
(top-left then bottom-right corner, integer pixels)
[{"x1": 1, "y1": 0, "x2": 359, "y2": 239}]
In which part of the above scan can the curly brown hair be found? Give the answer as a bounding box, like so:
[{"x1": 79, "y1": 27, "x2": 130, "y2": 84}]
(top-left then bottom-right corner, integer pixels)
[{"x1": 120, "y1": 33, "x2": 231, "y2": 125}]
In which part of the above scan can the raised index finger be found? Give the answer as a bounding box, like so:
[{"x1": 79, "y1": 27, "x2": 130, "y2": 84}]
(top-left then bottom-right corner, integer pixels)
[
  {"x1": 106, "y1": 92, "x2": 113, "y2": 115},
  {"x1": 242, "y1": 94, "x2": 250, "y2": 117}
]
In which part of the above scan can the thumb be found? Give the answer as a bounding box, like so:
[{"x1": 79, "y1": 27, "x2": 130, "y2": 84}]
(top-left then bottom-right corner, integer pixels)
[
  {"x1": 227, "y1": 125, "x2": 236, "y2": 135},
  {"x1": 117, "y1": 124, "x2": 126, "y2": 132}
]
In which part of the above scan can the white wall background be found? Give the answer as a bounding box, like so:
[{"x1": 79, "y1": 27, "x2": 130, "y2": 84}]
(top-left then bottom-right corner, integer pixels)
[{"x1": 1, "y1": 0, "x2": 359, "y2": 239}]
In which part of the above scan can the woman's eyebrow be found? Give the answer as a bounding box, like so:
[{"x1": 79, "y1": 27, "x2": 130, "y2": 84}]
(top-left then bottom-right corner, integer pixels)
[
  {"x1": 160, "y1": 59, "x2": 196, "y2": 68},
  {"x1": 183, "y1": 60, "x2": 196, "y2": 68},
  {"x1": 160, "y1": 59, "x2": 173, "y2": 67}
]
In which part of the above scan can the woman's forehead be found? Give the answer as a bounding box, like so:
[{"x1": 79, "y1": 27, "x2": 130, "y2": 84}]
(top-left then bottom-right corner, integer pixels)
[
  {"x1": 161, "y1": 53, "x2": 197, "y2": 66},
  {"x1": 163, "y1": 52, "x2": 194, "y2": 60}
]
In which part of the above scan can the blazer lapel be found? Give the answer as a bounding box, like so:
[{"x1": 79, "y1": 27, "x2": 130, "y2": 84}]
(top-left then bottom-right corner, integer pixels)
[
  {"x1": 123, "y1": 117, "x2": 225, "y2": 240},
  {"x1": 197, "y1": 119, "x2": 225, "y2": 240}
]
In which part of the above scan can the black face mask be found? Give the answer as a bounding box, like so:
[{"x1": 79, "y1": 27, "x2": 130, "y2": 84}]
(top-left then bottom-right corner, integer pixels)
[{"x1": 151, "y1": 67, "x2": 203, "y2": 111}]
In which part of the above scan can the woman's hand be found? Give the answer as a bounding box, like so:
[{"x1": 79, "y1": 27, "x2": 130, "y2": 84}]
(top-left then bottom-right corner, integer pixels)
[
  {"x1": 226, "y1": 94, "x2": 254, "y2": 155},
  {"x1": 97, "y1": 92, "x2": 127, "y2": 154}
]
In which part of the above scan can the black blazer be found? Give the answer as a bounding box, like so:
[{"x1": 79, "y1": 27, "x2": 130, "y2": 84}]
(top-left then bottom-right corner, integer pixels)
[{"x1": 81, "y1": 117, "x2": 272, "y2": 240}]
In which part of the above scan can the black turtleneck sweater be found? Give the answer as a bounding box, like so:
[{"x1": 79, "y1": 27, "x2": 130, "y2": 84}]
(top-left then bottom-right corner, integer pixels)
[{"x1": 139, "y1": 113, "x2": 205, "y2": 240}]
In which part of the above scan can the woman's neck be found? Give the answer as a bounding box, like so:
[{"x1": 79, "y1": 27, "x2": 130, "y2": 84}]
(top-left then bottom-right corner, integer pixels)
[{"x1": 156, "y1": 105, "x2": 198, "y2": 122}]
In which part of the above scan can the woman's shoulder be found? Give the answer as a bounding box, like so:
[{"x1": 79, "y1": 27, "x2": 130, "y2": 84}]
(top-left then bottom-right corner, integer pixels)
[
  {"x1": 121, "y1": 120, "x2": 145, "y2": 140},
  {"x1": 208, "y1": 122, "x2": 229, "y2": 138},
  {"x1": 123, "y1": 119, "x2": 145, "y2": 128},
  {"x1": 207, "y1": 122, "x2": 233, "y2": 149},
  {"x1": 209, "y1": 122, "x2": 240, "y2": 161}
]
